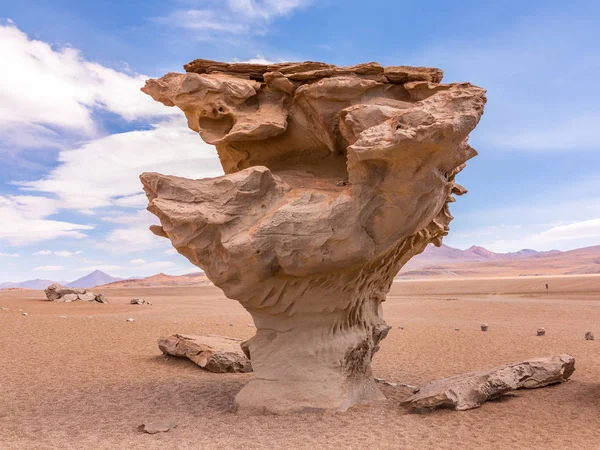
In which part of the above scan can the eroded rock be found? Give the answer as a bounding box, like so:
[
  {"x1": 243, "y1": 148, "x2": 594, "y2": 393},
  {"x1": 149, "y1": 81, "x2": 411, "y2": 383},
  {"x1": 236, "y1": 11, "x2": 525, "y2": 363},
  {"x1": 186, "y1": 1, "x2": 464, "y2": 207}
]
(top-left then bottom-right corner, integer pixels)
[
  {"x1": 402, "y1": 354, "x2": 575, "y2": 413},
  {"x1": 140, "y1": 58, "x2": 486, "y2": 414},
  {"x1": 158, "y1": 334, "x2": 252, "y2": 373},
  {"x1": 44, "y1": 284, "x2": 108, "y2": 303}
]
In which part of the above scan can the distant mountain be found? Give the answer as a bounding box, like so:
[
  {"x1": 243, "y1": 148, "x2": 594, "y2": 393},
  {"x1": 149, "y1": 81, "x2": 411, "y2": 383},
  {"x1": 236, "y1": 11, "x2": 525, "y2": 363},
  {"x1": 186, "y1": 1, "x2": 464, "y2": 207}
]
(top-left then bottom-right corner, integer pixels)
[
  {"x1": 66, "y1": 270, "x2": 122, "y2": 288},
  {"x1": 97, "y1": 272, "x2": 211, "y2": 288},
  {"x1": 0, "y1": 279, "x2": 64, "y2": 290},
  {"x1": 398, "y1": 244, "x2": 600, "y2": 278}
]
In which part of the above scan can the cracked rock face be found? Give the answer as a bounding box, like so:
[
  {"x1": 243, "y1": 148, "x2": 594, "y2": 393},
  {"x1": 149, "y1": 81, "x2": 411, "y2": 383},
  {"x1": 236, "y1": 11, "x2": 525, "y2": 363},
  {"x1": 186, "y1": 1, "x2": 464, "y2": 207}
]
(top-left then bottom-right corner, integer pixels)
[{"x1": 140, "y1": 59, "x2": 486, "y2": 414}]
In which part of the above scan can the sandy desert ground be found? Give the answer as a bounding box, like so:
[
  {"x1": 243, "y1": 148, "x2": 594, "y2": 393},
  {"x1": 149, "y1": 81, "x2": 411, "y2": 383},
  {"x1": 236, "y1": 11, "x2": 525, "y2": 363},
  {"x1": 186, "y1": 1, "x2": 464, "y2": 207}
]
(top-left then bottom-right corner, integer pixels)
[{"x1": 1, "y1": 275, "x2": 599, "y2": 449}]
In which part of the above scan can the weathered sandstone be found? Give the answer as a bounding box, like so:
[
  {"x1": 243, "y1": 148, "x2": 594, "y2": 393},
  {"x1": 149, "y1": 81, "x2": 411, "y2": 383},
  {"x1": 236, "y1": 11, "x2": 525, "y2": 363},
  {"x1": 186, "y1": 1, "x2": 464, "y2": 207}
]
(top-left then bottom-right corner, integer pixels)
[
  {"x1": 140, "y1": 58, "x2": 486, "y2": 414},
  {"x1": 44, "y1": 284, "x2": 108, "y2": 303},
  {"x1": 158, "y1": 334, "x2": 252, "y2": 373},
  {"x1": 402, "y1": 354, "x2": 575, "y2": 412}
]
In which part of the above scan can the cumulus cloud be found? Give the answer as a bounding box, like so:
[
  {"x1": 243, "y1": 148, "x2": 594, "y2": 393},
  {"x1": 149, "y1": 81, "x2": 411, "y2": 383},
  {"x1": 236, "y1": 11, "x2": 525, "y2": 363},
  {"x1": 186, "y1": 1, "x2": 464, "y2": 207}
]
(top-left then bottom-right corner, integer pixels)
[
  {"x1": 0, "y1": 195, "x2": 93, "y2": 245},
  {"x1": 21, "y1": 116, "x2": 223, "y2": 211},
  {"x1": 157, "y1": 0, "x2": 312, "y2": 38},
  {"x1": 33, "y1": 250, "x2": 52, "y2": 255},
  {"x1": 52, "y1": 250, "x2": 82, "y2": 257},
  {"x1": 0, "y1": 22, "x2": 176, "y2": 149},
  {"x1": 0, "y1": 252, "x2": 20, "y2": 257},
  {"x1": 98, "y1": 210, "x2": 171, "y2": 253}
]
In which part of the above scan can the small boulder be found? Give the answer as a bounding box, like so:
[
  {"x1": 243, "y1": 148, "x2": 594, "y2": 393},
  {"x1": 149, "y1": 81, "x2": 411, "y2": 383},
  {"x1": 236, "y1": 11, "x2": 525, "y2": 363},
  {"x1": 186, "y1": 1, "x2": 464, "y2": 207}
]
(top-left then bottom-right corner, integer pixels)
[
  {"x1": 158, "y1": 334, "x2": 252, "y2": 373},
  {"x1": 22, "y1": 312, "x2": 28, "y2": 316},
  {"x1": 130, "y1": 298, "x2": 146, "y2": 305},
  {"x1": 537, "y1": 328, "x2": 546, "y2": 336},
  {"x1": 585, "y1": 331, "x2": 595, "y2": 341},
  {"x1": 126, "y1": 318, "x2": 135, "y2": 323},
  {"x1": 95, "y1": 294, "x2": 108, "y2": 303},
  {"x1": 137, "y1": 420, "x2": 176, "y2": 434},
  {"x1": 481, "y1": 323, "x2": 489, "y2": 332}
]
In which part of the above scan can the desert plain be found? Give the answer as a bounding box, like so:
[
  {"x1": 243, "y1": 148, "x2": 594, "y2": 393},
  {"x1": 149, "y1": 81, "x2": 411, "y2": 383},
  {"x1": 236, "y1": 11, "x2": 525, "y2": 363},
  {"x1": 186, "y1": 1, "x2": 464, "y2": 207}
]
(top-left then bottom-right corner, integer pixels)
[{"x1": 1, "y1": 274, "x2": 599, "y2": 450}]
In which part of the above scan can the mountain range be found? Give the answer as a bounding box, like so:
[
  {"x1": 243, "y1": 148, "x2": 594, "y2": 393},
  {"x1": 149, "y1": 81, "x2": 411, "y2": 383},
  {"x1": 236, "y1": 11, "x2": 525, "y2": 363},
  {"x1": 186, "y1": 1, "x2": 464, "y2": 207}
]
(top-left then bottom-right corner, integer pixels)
[
  {"x1": 398, "y1": 244, "x2": 600, "y2": 278},
  {"x1": 2, "y1": 244, "x2": 600, "y2": 289},
  {"x1": 0, "y1": 270, "x2": 122, "y2": 290}
]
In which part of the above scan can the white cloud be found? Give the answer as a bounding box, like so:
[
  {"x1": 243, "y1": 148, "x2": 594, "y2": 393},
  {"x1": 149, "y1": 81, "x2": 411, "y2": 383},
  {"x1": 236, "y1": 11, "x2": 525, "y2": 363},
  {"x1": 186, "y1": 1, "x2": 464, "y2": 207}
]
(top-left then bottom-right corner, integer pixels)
[
  {"x1": 157, "y1": 0, "x2": 311, "y2": 38},
  {"x1": 98, "y1": 210, "x2": 171, "y2": 253},
  {"x1": 0, "y1": 252, "x2": 20, "y2": 257},
  {"x1": 234, "y1": 54, "x2": 276, "y2": 64},
  {"x1": 21, "y1": 116, "x2": 223, "y2": 211},
  {"x1": 33, "y1": 250, "x2": 52, "y2": 255},
  {"x1": 53, "y1": 250, "x2": 77, "y2": 257},
  {"x1": 130, "y1": 259, "x2": 146, "y2": 265},
  {"x1": 34, "y1": 265, "x2": 64, "y2": 271},
  {"x1": 0, "y1": 195, "x2": 93, "y2": 245},
  {"x1": 0, "y1": 22, "x2": 175, "y2": 149},
  {"x1": 484, "y1": 218, "x2": 600, "y2": 252}
]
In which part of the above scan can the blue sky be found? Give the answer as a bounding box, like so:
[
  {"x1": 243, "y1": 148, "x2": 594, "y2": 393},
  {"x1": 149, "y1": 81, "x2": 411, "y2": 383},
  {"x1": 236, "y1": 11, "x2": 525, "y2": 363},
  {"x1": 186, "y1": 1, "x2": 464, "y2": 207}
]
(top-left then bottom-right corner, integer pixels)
[{"x1": 0, "y1": 0, "x2": 599, "y2": 282}]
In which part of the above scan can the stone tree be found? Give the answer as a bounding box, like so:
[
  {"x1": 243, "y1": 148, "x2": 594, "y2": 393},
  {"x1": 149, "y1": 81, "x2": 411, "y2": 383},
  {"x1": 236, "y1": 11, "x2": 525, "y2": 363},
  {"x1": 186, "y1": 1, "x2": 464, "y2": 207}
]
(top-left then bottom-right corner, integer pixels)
[{"x1": 140, "y1": 59, "x2": 486, "y2": 414}]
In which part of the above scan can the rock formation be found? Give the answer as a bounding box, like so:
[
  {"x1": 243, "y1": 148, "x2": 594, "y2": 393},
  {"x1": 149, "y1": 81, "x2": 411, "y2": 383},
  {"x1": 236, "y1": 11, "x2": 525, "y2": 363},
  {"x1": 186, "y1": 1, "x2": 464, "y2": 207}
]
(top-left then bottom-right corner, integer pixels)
[
  {"x1": 158, "y1": 334, "x2": 252, "y2": 373},
  {"x1": 140, "y1": 59, "x2": 486, "y2": 414},
  {"x1": 44, "y1": 284, "x2": 108, "y2": 303},
  {"x1": 402, "y1": 354, "x2": 575, "y2": 412}
]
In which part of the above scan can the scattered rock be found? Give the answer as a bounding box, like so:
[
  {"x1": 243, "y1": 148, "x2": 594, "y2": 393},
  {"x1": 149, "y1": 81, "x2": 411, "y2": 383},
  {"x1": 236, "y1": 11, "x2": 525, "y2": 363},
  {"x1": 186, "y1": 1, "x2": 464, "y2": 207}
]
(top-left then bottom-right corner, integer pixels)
[
  {"x1": 59, "y1": 316, "x2": 67, "y2": 319},
  {"x1": 402, "y1": 354, "x2": 575, "y2": 413},
  {"x1": 481, "y1": 323, "x2": 489, "y2": 332},
  {"x1": 585, "y1": 331, "x2": 595, "y2": 341},
  {"x1": 158, "y1": 334, "x2": 252, "y2": 373},
  {"x1": 455, "y1": 328, "x2": 460, "y2": 331},
  {"x1": 0, "y1": 307, "x2": 9, "y2": 311},
  {"x1": 374, "y1": 377, "x2": 385, "y2": 383},
  {"x1": 247, "y1": 324, "x2": 254, "y2": 327},
  {"x1": 537, "y1": 328, "x2": 546, "y2": 336},
  {"x1": 126, "y1": 318, "x2": 135, "y2": 323},
  {"x1": 22, "y1": 312, "x2": 28, "y2": 316},
  {"x1": 398, "y1": 326, "x2": 404, "y2": 330},
  {"x1": 44, "y1": 284, "x2": 108, "y2": 303},
  {"x1": 130, "y1": 298, "x2": 147, "y2": 305},
  {"x1": 137, "y1": 420, "x2": 177, "y2": 434},
  {"x1": 94, "y1": 294, "x2": 109, "y2": 304}
]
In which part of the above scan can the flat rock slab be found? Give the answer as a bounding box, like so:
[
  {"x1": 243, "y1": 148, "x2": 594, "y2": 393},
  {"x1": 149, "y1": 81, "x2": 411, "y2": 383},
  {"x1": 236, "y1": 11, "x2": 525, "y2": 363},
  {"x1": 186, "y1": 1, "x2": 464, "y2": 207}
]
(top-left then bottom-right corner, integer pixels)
[
  {"x1": 402, "y1": 354, "x2": 575, "y2": 413},
  {"x1": 158, "y1": 334, "x2": 252, "y2": 373}
]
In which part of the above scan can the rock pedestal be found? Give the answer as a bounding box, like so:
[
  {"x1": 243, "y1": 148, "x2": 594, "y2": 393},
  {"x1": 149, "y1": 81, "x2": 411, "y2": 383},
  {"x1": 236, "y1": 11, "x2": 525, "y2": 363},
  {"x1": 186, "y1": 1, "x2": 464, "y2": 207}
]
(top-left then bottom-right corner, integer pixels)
[{"x1": 140, "y1": 59, "x2": 486, "y2": 414}]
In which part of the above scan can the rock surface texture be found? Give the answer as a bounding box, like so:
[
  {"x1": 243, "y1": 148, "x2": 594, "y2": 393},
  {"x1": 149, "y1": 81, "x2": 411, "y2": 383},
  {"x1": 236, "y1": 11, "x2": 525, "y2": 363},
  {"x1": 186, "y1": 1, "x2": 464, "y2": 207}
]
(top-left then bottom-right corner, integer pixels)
[
  {"x1": 158, "y1": 334, "x2": 252, "y2": 373},
  {"x1": 44, "y1": 284, "x2": 108, "y2": 303},
  {"x1": 402, "y1": 354, "x2": 575, "y2": 412},
  {"x1": 140, "y1": 59, "x2": 486, "y2": 414}
]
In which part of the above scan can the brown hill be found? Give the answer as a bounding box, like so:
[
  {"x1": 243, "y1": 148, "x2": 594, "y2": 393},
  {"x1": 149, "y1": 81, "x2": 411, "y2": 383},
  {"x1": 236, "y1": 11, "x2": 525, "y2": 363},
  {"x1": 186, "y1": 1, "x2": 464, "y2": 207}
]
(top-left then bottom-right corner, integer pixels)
[
  {"x1": 95, "y1": 272, "x2": 212, "y2": 289},
  {"x1": 398, "y1": 244, "x2": 600, "y2": 278}
]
